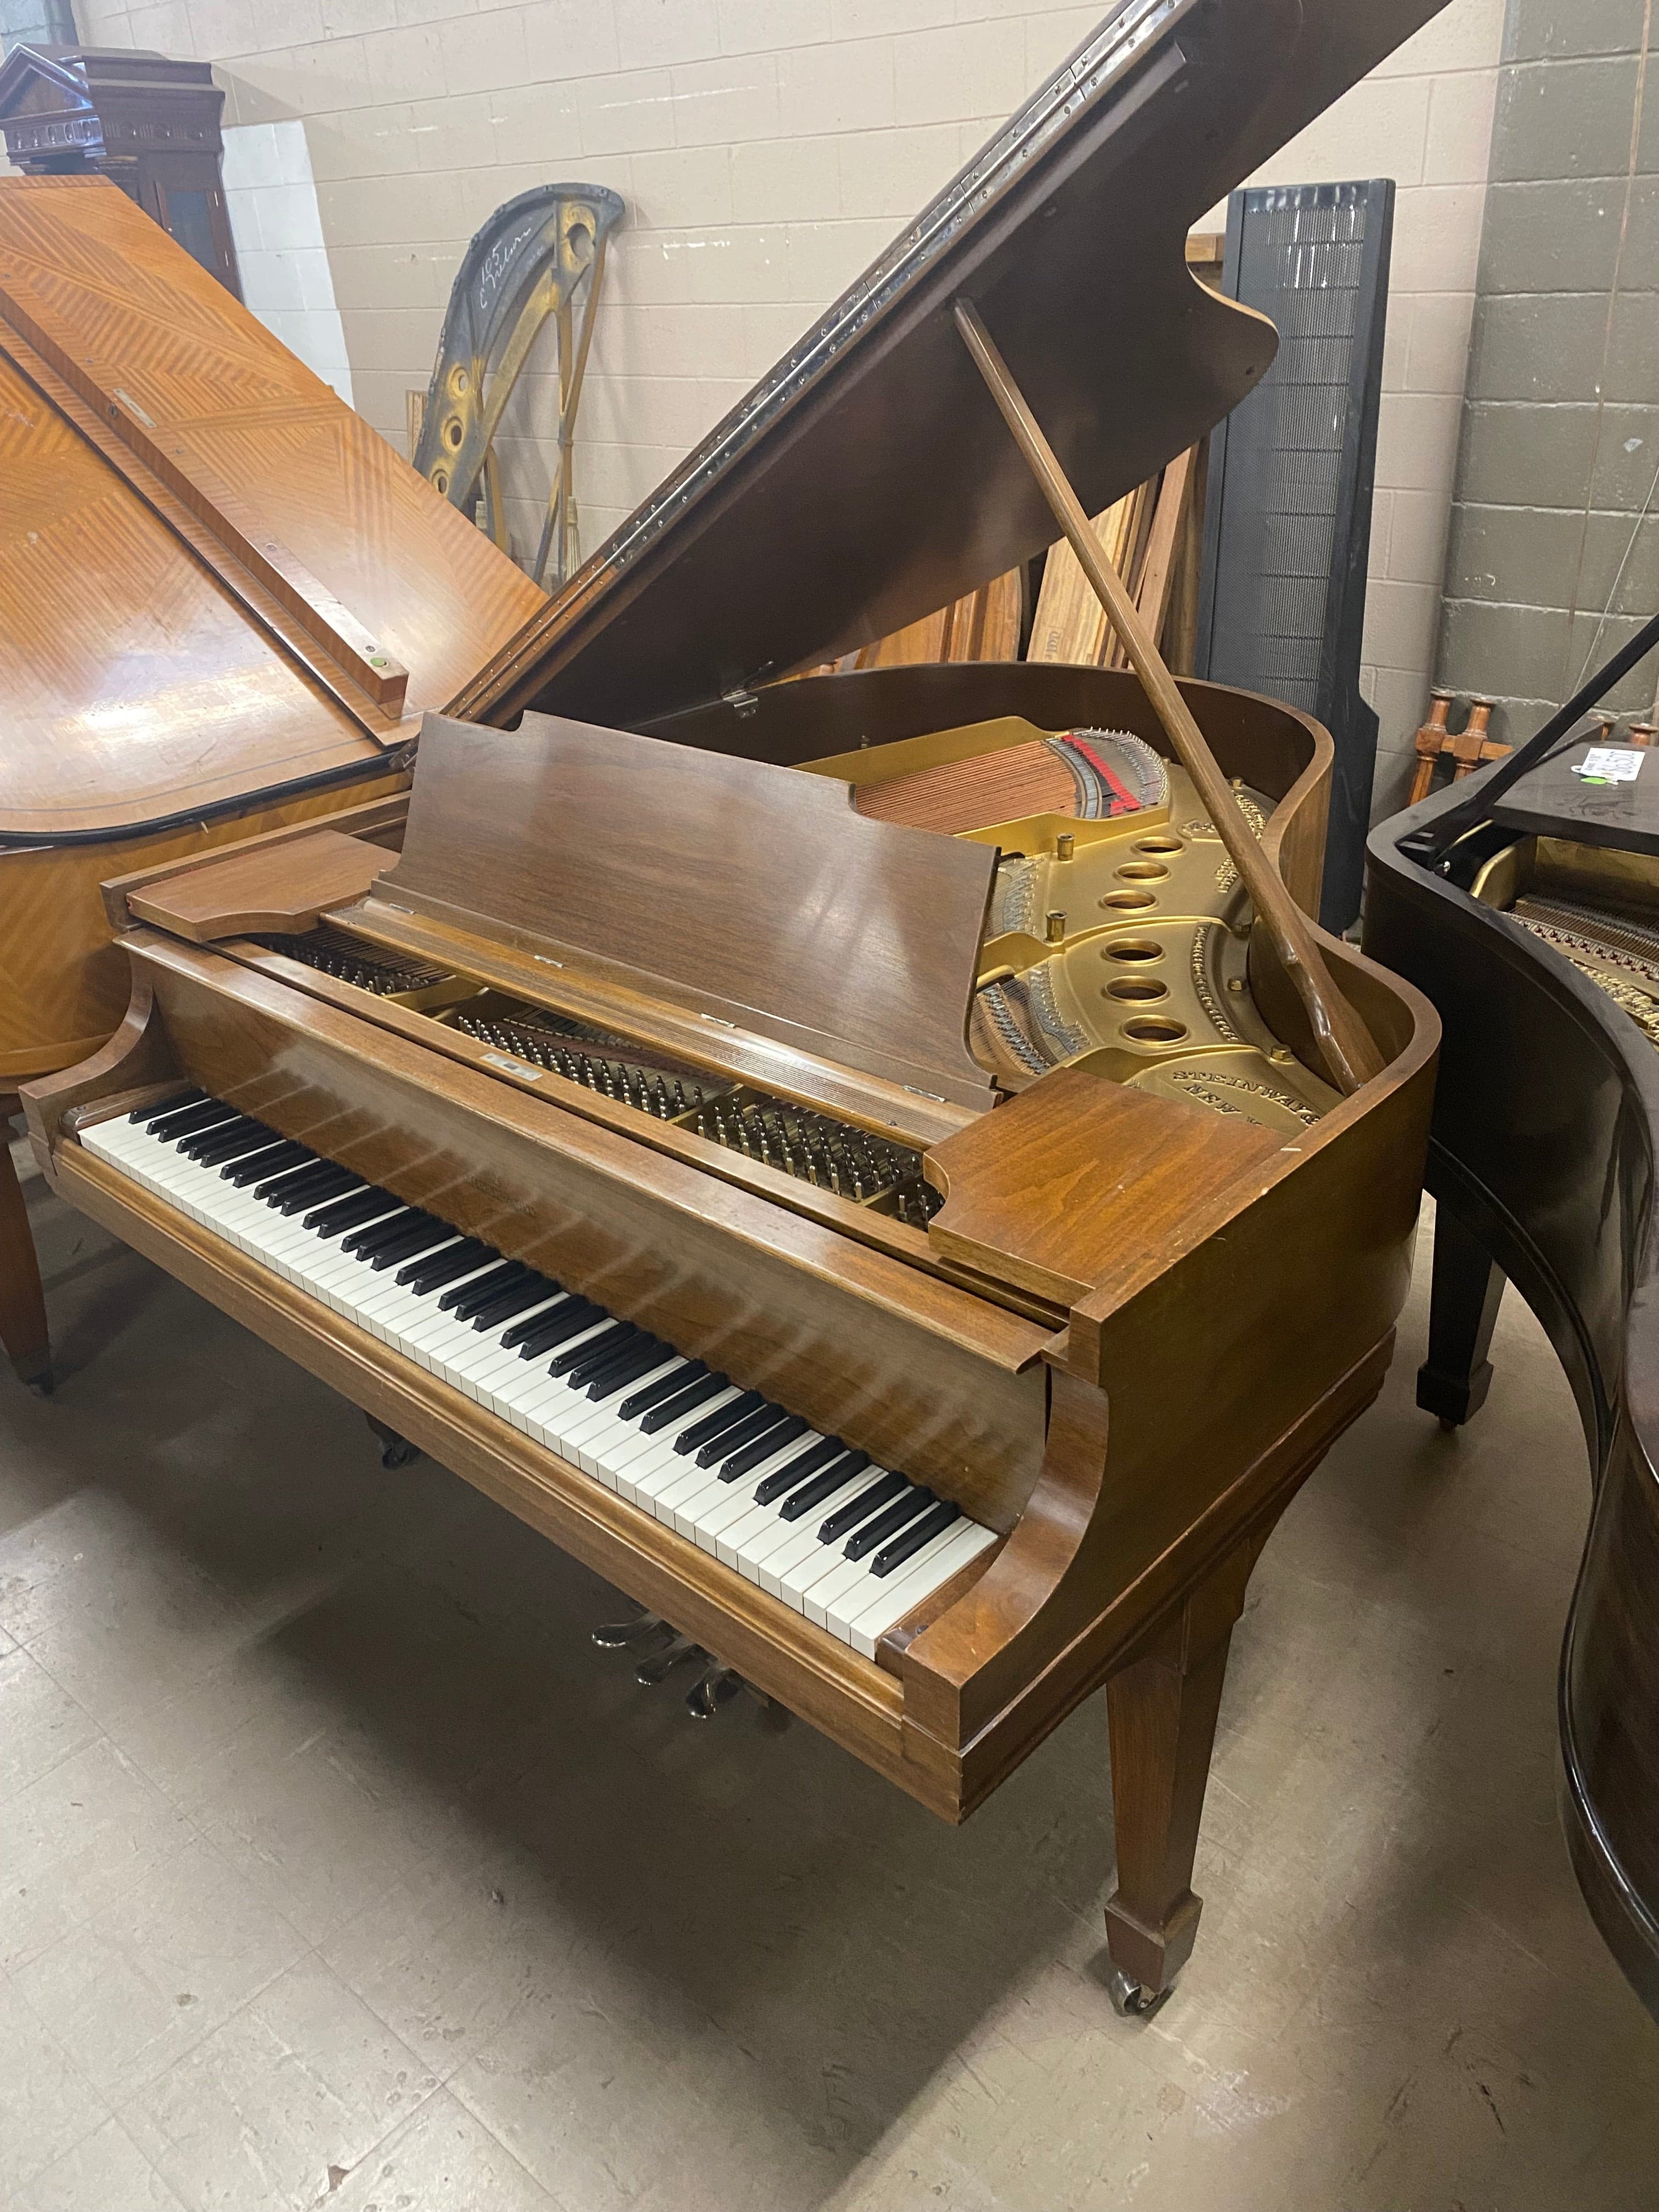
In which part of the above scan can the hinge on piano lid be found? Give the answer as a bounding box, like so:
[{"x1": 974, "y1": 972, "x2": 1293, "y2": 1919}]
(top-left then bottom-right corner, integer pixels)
[{"x1": 723, "y1": 686, "x2": 758, "y2": 718}]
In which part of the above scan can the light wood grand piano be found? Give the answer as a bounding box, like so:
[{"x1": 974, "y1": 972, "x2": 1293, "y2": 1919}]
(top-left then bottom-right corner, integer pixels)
[
  {"x1": 0, "y1": 173, "x2": 545, "y2": 1390},
  {"x1": 22, "y1": 0, "x2": 1445, "y2": 2012}
]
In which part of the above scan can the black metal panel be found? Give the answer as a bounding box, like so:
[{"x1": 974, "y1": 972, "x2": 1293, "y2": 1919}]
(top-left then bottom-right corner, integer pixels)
[{"x1": 1197, "y1": 179, "x2": 1394, "y2": 932}]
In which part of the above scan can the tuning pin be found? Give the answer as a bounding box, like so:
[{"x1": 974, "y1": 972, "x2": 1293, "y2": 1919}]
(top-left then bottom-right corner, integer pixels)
[{"x1": 673, "y1": 1082, "x2": 686, "y2": 1113}]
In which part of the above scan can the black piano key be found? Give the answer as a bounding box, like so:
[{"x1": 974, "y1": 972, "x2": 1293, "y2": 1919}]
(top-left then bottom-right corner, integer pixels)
[
  {"x1": 719, "y1": 1413, "x2": 808, "y2": 1483},
  {"x1": 253, "y1": 1156, "x2": 341, "y2": 1203},
  {"x1": 552, "y1": 1321, "x2": 635, "y2": 1383},
  {"x1": 367, "y1": 1220, "x2": 458, "y2": 1272},
  {"x1": 499, "y1": 1293, "x2": 576, "y2": 1350},
  {"x1": 223, "y1": 1142, "x2": 311, "y2": 1187},
  {"x1": 398, "y1": 1239, "x2": 496, "y2": 1293},
  {"x1": 514, "y1": 1298, "x2": 604, "y2": 1358},
  {"x1": 639, "y1": 1370, "x2": 727, "y2": 1434},
  {"x1": 584, "y1": 1337, "x2": 672, "y2": 1401},
  {"x1": 441, "y1": 1261, "x2": 528, "y2": 1316},
  {"x1": 819, "y1": 1469, "x2": 906, "y2": 1541},
  {"x1": 341, "y1": 1206, "x2": 421, "y2": 1256},
  {"x1": 754, "y1": 1433, "x2": 846, "y2": 1506},
  {"x1": 695, "y1": 1402, "x2": 787, "y2": 1470},
  {"x1": 470, "y1": 1276, "x2": 560, "y2": 1331},
  {"x1": 675, "y1": 1389, "x2": 766, "y2": 1456},
  {"x1": 255, "y1": 1154, "x2": 342, "y2": 1198},
  {"x1": 869, "y1": 1499, "x2": 961, "y2": 1578},
  {"x1": 148, "y1": 1097, "x2": 234, "y2": 1139},
  {"x1": 181, "y1": 1118, "x2": 270, "y2": 1163},
  {"x1": 307, "y1": 1187, "x2": 402, "y2": 1236},
  {"x1": 134, "y1": 1088, "x2": 204, "y2": 1124},
  {"x1": 348, "y1": 1210, "x2": 444, "y2": 1261},
  {"x1": 777, "y1": 1451, "x2": 870, "y2": 1522},
  {"x1": 844, "y1": 1488, "x2": 936, "y2": 1561},
  {"x1": 270, "y1": 1167, "x2": 362, "y2": 1215},
  {"x1": 619, "y1": 1359, "x2": 706, "y2": 1422}
]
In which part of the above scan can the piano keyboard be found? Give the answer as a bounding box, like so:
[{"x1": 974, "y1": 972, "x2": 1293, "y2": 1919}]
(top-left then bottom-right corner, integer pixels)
[{"x1": 79, "y1": 1093, "x2": 997, "y2": 1659}]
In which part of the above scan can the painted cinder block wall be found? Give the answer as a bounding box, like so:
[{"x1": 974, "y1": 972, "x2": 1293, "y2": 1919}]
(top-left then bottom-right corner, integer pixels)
[
  {"x1": 70, "y1": 0, "x2": 1502, "y2": 806},
  {"x1": 1437, "y1": 0, "x2": 1659, "y2": 747}
]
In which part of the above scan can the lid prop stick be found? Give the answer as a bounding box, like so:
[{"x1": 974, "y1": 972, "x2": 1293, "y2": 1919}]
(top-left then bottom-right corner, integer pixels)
[{"x1": 953, "y1": 297, "x2": 1384, "y2": 1097}]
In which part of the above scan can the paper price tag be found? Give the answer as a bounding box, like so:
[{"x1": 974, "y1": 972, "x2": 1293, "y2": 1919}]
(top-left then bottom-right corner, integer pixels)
[{"x1": 1572, "y1": 746, "x2": 1646, "y2": 783}]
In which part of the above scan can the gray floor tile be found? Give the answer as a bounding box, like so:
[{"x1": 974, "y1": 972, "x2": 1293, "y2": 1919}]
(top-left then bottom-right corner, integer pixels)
[
  {"x1": 0, "y1": 1647, "x2": 100, "y2": 1802},
  {"x1": 120, "y1": 1960, "x2": 437, "y2": 2212},
  {"x1": 12, "y1": 1837, "x2": 307, "y2": 2102},
  {"x1": 19, "y1": 2117, "x2": 186, "y2": 2212},
  {"x1": 0, "y1": 1977, "x2": 108, "y2": 2199}
]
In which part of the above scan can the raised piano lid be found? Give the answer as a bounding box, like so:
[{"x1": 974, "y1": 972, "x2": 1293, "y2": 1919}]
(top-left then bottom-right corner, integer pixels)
[
  {"x1": 454, "y1": 0, "x2": 1448, "y2": 736},
  {"x1": 352, "y1": 709, "x2": 1001, "y2": 1111},
  {"x1": 0, "y1": 174, "x2": 545, "y2": 845}
]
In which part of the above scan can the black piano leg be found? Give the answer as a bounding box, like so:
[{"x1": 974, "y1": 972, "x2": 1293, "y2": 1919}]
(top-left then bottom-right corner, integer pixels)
[
  {"x1": 1417, "y1": 1207, "x2": 1505, "y2": 1429},
  {"x1": 1102, "y1": 1541, "x2": 1254, "y2": 2015},
  {"x1": 365, "y1": 1414, "x2": 419, "y2": 1470},
  {"x1": 0, "y1": 1108, "x2": 52, "y2": 1395}
]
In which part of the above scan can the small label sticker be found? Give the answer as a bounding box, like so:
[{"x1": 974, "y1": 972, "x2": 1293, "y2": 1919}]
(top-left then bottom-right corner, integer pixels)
[
  {"x1": 481, "y1": 1051, "x2": 543, "y2": 1083},
  {"x1": 1572, "y1": 746, "x2": 1646, "y2": 784}
]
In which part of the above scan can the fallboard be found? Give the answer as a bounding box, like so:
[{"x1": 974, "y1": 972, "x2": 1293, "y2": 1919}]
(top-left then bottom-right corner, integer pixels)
[{"x1": 126, "y1": 932, "x2": 1049, "y2": 1531}]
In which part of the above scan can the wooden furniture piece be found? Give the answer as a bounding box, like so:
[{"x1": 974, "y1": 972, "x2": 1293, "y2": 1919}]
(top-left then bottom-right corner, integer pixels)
[
  {"x1": 1409, "y1": 694, "x2": 1512, "y2": 803},
  {"x1": 26, "y1": 0, "x2": 1444, "y2": 2015},
  {"x1": 413, "y1": 183, "x2": 625, "y2": 585},
  {"x1": 0, "y1": 173, "x2": 546, "y2": 1389},
  {"x1": 0, "y1": 44, "x2": 242, "y2": 295},
  {"x1": 1367, "y1": 689, "x2": 1659, "y2": 2023}
]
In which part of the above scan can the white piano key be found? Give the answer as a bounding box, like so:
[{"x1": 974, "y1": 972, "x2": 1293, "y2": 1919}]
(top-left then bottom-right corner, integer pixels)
[
  {"x1": 842, "y1": 1523, "x2": 998, "y2": 1657},
  {"x1": 80, "y1": 1101, "x2": 998, "y2": 1660}
]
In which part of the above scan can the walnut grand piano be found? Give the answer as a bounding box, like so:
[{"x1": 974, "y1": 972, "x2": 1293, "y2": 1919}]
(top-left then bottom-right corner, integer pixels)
[{"x1": 23, "y1": 0, "x2": 1445, "y2": 2011}]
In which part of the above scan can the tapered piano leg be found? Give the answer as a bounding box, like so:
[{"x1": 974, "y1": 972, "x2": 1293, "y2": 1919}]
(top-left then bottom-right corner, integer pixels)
[
  {"x1": 1416, "y1": 1205, "x2": 1505, "y2": 1429},
  {"x1": 0, "y1": 1105, "x2": 51, "y2": 1395},
  {"x1": 1102, "y1": 1543, "x2": 1254, "y2": 2012}
]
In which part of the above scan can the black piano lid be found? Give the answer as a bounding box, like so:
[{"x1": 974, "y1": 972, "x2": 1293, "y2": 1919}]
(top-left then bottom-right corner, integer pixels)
[{"x1": 453, "y1": 0, "x2": 1449, "y2": 738}]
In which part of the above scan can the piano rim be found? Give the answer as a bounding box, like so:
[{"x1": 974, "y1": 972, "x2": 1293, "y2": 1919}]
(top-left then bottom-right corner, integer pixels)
[{"x1": 1366, "y1": 785, "x2": 1659, "y2": 2019}]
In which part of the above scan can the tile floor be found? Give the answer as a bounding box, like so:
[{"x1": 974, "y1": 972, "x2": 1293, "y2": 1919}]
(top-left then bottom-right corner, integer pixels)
[{"x1": 1, "y1": 1138, "x2": 1656, "y2": 2211}]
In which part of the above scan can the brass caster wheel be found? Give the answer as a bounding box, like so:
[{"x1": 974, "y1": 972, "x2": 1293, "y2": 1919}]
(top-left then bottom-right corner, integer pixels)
[{"x1": 1107, "y1": 1966, "x2": 1170, "y2": 2019}]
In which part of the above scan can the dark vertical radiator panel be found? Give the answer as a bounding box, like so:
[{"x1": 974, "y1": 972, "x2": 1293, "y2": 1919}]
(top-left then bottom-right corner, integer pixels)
[{"x1": 1195, "y1": 179, "x2": 1395, "y2": 931}]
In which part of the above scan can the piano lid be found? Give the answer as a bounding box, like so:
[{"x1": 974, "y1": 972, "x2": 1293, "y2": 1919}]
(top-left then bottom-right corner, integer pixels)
[
  {"x1": 0, "y1": 176, "x2": 544, "y2": 845},
  {"x1": 455, "y1": 0, "x2": 1448, "y2": 737}
]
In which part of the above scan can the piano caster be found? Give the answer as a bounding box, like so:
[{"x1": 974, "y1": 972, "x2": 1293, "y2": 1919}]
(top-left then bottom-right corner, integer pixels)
[
  {"x1": 364, "y1": 1415, "x2": 419, "y2": 1470},
  {"x1": 1106, "y1": 1966, "x2": 1171, "y2": 2020}
]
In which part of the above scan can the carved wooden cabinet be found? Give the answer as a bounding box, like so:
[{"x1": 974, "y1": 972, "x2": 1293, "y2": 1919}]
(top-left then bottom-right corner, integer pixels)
[{"x1": 0, "y1": 44, "x2": 240, "y2": 296}]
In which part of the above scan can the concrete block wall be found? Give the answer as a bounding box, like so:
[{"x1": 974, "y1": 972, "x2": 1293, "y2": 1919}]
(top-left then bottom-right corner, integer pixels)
[
  {"x1": 1198, "y1": 0, "x2": 1505, "y2": 815},
  {"x1": 70, "y1": 0, "x2": 1498, "y2": 783},
  {"x1": 1437, "y1": 0, "x2": 1659, "y2": 747},
  {"x1": 222, "y1": 118, "x2": 354, "y2": 405}
]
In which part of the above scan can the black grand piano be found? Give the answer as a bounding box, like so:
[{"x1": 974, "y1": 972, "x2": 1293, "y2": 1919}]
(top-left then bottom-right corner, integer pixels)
[{"x1": 1366, "y1": 653, "x2": 1659, "y2": 2024}]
